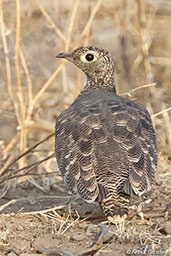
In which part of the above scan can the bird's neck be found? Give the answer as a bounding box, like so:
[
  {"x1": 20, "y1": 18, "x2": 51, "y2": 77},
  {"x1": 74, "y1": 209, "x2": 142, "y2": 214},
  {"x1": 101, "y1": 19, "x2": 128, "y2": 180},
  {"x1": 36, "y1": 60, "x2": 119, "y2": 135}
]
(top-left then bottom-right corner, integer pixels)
[{"x1": 83, "y1": 76, "x2": 116, "y2": 94}]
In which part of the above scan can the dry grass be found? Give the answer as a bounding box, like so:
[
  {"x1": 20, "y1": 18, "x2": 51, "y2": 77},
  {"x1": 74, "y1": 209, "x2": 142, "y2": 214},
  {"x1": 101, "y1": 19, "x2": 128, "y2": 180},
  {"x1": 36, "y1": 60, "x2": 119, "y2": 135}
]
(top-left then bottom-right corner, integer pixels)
[{"x1": 0, "y1": 0, "x2": 171, "y2": 254}]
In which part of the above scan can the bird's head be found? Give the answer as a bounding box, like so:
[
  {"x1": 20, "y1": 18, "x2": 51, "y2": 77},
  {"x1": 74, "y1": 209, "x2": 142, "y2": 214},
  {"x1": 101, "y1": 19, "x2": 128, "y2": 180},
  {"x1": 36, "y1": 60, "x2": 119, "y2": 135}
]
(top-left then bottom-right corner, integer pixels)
[{"x1": 56, "y1": 46, "x2": 115, "y2": 92}]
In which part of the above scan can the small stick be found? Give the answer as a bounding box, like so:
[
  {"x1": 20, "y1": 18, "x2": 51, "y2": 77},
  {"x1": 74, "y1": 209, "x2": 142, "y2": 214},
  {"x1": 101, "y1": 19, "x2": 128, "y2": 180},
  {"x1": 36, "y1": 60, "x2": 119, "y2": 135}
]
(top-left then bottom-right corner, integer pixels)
[
  {"x1": 152, "y1": 107, "x2": 171, "y2": 118},
  {"x1": 0, "y1": 132, "x2": 55, "y2": 178},
  {"x1": 80, "y1": 0, "x2": 103, "y2": 38},
  {"x1": 35, "y1": 0, "x2": 66, "y2": 43}
]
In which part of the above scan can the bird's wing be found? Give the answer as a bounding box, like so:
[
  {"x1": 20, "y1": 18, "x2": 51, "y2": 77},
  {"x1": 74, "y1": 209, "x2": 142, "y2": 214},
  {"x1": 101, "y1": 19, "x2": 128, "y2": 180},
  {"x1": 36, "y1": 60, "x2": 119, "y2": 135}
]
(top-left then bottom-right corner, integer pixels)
[
  {"x1": 55, "y1": 106, "x2": 101, "y2": 202},
  {"x1": 55, "y1": 97, "x2": 157, "y2": 202},
  {"x1": 107, "y1": 99, "x2": 157, "y2": 196}
]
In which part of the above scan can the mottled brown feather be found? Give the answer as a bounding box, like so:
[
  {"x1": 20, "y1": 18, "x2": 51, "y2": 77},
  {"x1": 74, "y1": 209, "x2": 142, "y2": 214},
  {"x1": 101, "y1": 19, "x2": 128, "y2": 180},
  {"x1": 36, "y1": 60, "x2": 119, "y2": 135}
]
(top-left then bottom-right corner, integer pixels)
[{"x1": 55, "y1": 46, "x2": 157, "y2": 218}]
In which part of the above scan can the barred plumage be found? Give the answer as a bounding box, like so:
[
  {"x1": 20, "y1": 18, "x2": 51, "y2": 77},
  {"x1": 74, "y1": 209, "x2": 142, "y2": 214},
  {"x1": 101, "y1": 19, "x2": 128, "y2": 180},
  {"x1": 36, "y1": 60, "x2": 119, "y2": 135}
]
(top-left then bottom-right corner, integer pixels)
[{"x1": 55, "y1": 46, "x2": 157, "y2": 221}]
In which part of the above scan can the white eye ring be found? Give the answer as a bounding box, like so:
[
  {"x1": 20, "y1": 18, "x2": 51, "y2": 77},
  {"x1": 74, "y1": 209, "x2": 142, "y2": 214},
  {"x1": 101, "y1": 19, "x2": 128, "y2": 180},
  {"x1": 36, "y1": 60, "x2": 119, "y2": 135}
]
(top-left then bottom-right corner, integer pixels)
[{"x1": 80, "y1": 52, "x2": 97, "y2": 63}]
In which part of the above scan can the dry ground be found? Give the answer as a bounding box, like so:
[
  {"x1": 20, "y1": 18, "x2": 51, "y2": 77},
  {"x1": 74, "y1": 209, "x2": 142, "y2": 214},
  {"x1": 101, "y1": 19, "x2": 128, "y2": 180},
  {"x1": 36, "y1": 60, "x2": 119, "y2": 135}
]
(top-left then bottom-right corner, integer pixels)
[{"x1": 0, "y1": 0, "x2": 171, "y2": 255}]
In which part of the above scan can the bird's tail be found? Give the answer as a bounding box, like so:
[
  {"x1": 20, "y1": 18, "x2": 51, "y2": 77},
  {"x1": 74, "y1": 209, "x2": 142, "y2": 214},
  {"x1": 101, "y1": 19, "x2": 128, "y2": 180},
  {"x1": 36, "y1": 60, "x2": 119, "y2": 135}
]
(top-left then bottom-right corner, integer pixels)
[{"x1": 101, "y1": 193, "x2": 130, "y2": 217}]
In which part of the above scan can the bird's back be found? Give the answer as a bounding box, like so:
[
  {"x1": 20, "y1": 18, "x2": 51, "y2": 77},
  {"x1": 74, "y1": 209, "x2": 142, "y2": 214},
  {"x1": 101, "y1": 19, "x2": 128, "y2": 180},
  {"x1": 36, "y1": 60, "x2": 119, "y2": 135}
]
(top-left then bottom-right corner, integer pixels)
[{"x1": 55, "y1": 90, "x2": 157, "y2": 215}]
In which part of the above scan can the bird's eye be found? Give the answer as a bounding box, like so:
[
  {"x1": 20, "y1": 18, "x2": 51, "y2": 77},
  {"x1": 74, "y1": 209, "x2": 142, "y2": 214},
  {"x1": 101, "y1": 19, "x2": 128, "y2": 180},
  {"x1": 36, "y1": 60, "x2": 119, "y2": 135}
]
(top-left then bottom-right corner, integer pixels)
[
  {"x1": 85, "y1": 53, "x2": 94, "y2": 61},
  {"x1": 80, "y1": 52, "x2": 97, "y2": 63}
]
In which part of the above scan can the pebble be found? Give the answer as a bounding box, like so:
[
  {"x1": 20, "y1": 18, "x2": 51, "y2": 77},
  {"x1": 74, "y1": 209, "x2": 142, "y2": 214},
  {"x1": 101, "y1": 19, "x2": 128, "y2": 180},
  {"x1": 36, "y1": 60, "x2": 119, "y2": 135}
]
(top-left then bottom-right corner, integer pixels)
[{"x1": 70, "y1": 234, "x2": 85, "y2": 241}]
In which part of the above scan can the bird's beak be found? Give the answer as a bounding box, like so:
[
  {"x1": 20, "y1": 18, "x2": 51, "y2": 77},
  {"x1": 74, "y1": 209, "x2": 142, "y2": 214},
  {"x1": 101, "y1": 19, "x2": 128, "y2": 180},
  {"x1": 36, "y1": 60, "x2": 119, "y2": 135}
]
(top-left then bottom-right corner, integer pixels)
[{"x1": 56, "y1": 52, "x2": 72, "y2": 59}]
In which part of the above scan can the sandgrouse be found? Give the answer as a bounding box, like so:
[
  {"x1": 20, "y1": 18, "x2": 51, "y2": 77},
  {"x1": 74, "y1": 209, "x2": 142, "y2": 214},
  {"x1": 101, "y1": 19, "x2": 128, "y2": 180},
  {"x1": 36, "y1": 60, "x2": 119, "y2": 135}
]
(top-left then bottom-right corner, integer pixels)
[{"x1": 55, "y1": 46, "x2": 157, "y2": 222}]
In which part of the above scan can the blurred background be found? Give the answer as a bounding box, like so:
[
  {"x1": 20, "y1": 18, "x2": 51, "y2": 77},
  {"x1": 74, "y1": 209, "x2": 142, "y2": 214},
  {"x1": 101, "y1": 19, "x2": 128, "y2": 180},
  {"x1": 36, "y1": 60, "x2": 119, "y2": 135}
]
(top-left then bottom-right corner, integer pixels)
[{"x1": 0, "y1": 0, "x2": 171, "y2": 198}]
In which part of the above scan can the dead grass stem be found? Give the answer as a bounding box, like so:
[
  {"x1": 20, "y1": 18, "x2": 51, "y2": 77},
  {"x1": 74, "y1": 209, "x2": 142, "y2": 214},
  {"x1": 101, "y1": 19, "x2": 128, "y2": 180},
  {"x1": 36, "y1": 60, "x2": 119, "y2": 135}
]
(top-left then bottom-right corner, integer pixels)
[
  {"x1": 0, "y1": 0, "x2": 20, "y2": 127},
  {"x1": 0, "y1": 132, "x2": 54, "y2": 180},
  {"x1": 0, "y1": 1, "x2": 12, "y2": 100},
  {"x1": 35, "y1": 0, "x2": 66, "y2": 43},
  {"x1": 65, "y1": 0, "x2": 80, "y2": 52},
  {"x1": 80, "y1": 0, "x2": 103, "y2": 38}
]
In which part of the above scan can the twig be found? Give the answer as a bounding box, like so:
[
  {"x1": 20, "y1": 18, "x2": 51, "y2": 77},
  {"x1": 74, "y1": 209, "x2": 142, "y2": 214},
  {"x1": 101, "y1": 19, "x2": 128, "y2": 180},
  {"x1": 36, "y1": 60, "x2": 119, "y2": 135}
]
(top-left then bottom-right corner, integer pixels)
[
  {"x1": 0, "y1": 1, "x2": 13, "y2": 102},
  {"x1": 0, "y1": 133, "x2": 55, "y2": 178},
  {"x1": 152, "y1": 107, "x2": 171, "y2": 118},
  {"x1": 65, "y1": 0, "x2": 80, "y2": 52},
  {"x1": 120, "y1": 82, "x2": 156, "y2": 97},
  {"x1": 0, "y1": 195, "x2": 69, "y2": 213},
  {"x1": 0, "y1": 153, "x2": 55, "y2": 185},
  {"x1": 35, "y1": 0, "x2": 66, "y2": 43},
  {"x1": 0, "y1": 155, "x2": 14, "y2": 176},
  {"x1": 15, "y1": 0, "x2": 28, "y2": 169},
  {"x1": 135, "y1": 0, "x2": 155, "y2": 83},
  {"x1": 19, "y1": 48, "x2": 33, "y2": 110},
  {"x1": 28, "y1": 62, "x2": 65, "y2": 116},
  {"x1": 20, "y1": 204, "x2": 65, "y2": 215},
  {"x1": 0, "y1": 0, "x2": 20, "y2": 125},
  {"x1": 2, "y1": 132, "x2": 20, "y2": 156},
  {"x1": 0, "y1": 199, "x2": 17, "y2": 212},
  {"x1": 80, "y1": 0, "x2": 102, "y2": 38}
]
